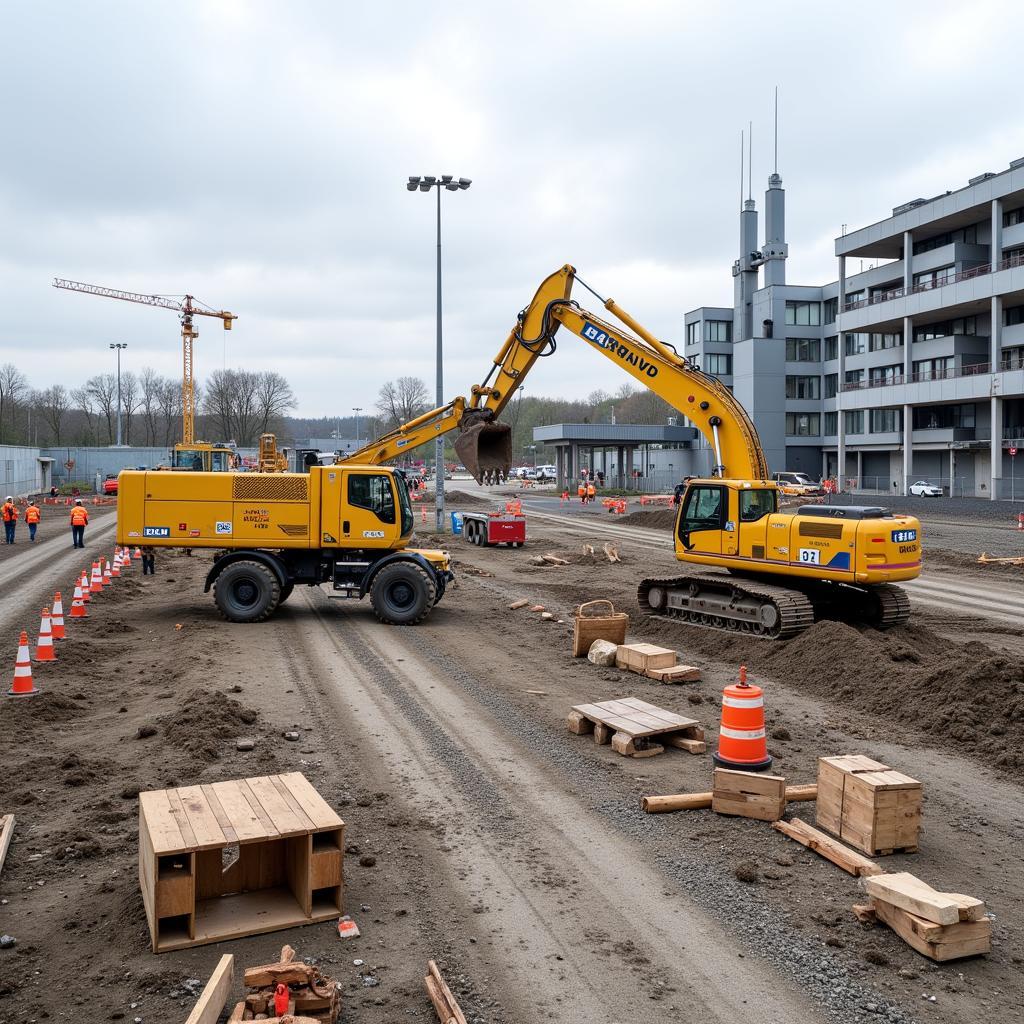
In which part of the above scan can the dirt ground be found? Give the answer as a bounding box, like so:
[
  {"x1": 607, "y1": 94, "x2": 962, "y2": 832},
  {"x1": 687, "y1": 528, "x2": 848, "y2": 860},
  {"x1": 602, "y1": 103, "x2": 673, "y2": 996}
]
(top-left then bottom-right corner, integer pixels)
[{"x1": 0, "y1": 507, "x2": 1021, "y2": 1024}]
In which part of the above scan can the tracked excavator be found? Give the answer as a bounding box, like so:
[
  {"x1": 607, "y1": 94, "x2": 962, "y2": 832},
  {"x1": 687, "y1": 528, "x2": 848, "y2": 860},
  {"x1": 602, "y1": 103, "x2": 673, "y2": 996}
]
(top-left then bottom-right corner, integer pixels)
[{"x1": 342, "y1": 264, "x2": 922, "y2": 638}]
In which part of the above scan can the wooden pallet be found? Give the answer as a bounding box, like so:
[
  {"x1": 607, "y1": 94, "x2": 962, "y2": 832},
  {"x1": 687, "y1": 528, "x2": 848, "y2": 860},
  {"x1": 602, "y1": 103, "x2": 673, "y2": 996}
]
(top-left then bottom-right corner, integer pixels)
[{"x1": 567, "y1": 698, "x2": 704, "y2": 758}]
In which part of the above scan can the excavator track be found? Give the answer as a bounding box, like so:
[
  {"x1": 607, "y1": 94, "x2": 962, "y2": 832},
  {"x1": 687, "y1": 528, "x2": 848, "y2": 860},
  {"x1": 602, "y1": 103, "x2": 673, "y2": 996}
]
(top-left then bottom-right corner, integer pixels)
[
  {"x1": 638, "y1": 572, "x2": 816, "y2": 640},
  {"x1": 868, "y1": 583, "x2": 911, "y2": 630}
]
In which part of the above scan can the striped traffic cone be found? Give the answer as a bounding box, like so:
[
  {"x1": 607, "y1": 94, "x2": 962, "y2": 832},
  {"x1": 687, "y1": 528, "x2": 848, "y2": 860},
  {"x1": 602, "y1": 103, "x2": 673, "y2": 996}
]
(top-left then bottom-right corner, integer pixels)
[
  {"x1": 35, "y1": 608, "x2": 57, "y2": 663},
  {"x1": 102, "y1": 560, "x2": 113, "y2": 586},
  {"x1": 122, "y1": 547, "x2": 132, "y2": 567},
  {"x1": 51, "y1": 592, "x2": 66, "y2": 639},
  {"x1": 90, "y1": 562, "x2": 103, "y2": 593},
  {"x1": 110, "y1": 553, "x2": 121, "y2": 578},
  {"x1": 133, "y1": 546, "x2": 142, "y2": 559},
  {"x1": 70, "y1": 582, "x2": 88, "y2": 619},
  {"x1": 80, "y1": 569, "x2": 92, "y2": 603},
  {"x1": 8, "y1": 631, "x2": 38, "y2": 697}
]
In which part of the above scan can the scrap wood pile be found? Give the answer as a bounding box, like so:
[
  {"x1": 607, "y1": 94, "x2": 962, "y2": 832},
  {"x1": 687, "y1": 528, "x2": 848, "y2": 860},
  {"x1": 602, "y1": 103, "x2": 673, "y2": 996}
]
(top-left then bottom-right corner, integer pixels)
[
  {"x1": 977, "y1": 552, "x2": 1024, "y2": 566},
  {"x1": 228, "y1": 945, "x2": 340, "y2": 1023}
]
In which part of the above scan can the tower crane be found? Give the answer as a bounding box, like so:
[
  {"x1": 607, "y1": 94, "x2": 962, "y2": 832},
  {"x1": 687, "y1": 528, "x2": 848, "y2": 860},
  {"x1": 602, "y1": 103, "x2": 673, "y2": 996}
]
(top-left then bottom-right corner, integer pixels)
[{"x1": 52, "y1": 278, "x2": 237, "y2": 463}]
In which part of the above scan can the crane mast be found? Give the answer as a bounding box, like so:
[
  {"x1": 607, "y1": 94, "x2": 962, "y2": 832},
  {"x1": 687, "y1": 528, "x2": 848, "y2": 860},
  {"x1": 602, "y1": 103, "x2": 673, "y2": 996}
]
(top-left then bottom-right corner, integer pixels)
[{"x1": 52, "y1": 278, "x2": 236, "y2": 445}]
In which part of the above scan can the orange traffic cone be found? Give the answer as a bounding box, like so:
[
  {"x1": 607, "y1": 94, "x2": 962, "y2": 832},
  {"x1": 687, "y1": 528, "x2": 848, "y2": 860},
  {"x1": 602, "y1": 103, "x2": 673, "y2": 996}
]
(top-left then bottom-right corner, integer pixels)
[
  {"x1": 8, "y1": 631, "x2": 38, "y2": 697},
  {"x1": 70, "y1": 582, "x2": 88, "y2": 618},
  {"x1": 102, "y1": 560, "x2": 113, "y2": 586},
  {"x1": 122, "y1": 547, "x2": 132, "y2": 566},
  {"x1": 134, "y1": 546, "x2": 142, "y2": 559},
  {"x1": 51, "y1": 592, "x2": 66, "y2": 639},
  {"x1": 713, "y1": 665, "x2": 772, "y2": 772},
  {"x1": 35, "y1": 608, "x2": 57, "y2": 663},
  {"x1": 80, "y1": 569, "x2": 92, "y2": 602},
  {"x1": 421, "y1": 506, "x2": 427, "y2": 524},
  {"x1": 90, "y1": 562, "x2": 103, "y2": 593},
  {"x1": 110, "y1": 553, "x2": 121, "y2": 578}
]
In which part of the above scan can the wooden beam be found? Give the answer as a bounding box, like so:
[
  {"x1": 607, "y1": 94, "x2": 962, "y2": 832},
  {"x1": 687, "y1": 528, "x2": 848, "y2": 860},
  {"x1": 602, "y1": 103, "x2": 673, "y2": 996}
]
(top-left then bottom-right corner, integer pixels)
[
  {"x1": 863, "y1": 873, "x2": 962, "y2": 926},
  {"x1": 0, "y1": 815, "x2": 14, "y2": 878},
  {"x1": 641, "y1": 784, "x2": 817, "y2": 814},
  {"x1": 872, "y1": 898, "x2": 991, "y2": 961},
  {"x1": 184, "y1": 954, "x2": 234, "y2": 1024},
  {"x1": 425, "y1": 960, "x2": 468, "y2": 1024},
  {"x1": 772, "y1": 817, "x2": 882, "y2": 877}
]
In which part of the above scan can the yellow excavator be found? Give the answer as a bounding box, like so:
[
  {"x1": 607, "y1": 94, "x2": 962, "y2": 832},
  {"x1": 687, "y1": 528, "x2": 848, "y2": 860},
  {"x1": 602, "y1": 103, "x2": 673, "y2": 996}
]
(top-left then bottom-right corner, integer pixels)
[{"x1": 341, "y1": 264, "x2": 922, "y2": 638}]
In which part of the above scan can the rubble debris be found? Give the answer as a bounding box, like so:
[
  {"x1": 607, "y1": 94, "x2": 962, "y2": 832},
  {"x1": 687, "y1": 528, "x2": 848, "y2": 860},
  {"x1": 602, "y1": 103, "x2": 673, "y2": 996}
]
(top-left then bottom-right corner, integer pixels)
[
  {"x1": 587, "y1": 639, "x2": 619, "y2": 667},
  {"x1": 238, "y1": 944, "x2": 340, "y2": 1022}
]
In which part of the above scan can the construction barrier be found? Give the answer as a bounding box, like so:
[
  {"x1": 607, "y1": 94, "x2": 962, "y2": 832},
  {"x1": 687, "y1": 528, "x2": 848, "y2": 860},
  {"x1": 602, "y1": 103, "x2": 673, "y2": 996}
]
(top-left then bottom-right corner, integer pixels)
[{"x1": 713, "y1": 666, "x2": 772, "y2": 772}]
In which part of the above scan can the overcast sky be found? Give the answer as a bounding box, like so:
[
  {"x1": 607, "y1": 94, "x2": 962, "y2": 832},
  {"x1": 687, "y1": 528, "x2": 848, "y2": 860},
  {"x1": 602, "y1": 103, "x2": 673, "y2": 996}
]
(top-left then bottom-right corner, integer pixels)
[{"x1": 2, "y1": 0, "x2": 1020, "y2": 417}]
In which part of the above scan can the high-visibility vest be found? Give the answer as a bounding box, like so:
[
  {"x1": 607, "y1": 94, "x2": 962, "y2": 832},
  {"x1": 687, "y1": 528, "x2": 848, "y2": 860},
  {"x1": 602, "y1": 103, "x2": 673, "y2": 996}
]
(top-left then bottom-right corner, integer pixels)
[
  {"x1": 586, "y1": 483, "x2": 596, "y2": 496},
  {"x1": 577, "y1": 484, "x2": 585, "y2": 497},
  {"x1": 70, "y1": 506, "x2": 89, "y2": 526},
  {"x1": 25, "y1": 506, "x2": 40, "y2": 524},
  {"x1": 1, "y1": 502, "x2": 18, "y2": 522}
]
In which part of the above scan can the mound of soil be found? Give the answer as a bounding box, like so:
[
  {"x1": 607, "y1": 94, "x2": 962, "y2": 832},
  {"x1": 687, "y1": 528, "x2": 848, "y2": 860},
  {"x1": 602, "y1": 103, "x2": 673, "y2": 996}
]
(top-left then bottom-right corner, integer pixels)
[
  {"x1": 657, "y1": 617, "x2": 1024, "y2": 768},
  {"x1": 441, "y1": 489, "x2": 502, "y2": 509},
  {"x1": 156, "y1": 687, "x2": 259, "y2": 762},
  {"x1": 923, "y1": 548, "x2": 1024, "y2": 576},
  {"x1": 619, "y1": 509, "x2": 676, "y2": 529}
]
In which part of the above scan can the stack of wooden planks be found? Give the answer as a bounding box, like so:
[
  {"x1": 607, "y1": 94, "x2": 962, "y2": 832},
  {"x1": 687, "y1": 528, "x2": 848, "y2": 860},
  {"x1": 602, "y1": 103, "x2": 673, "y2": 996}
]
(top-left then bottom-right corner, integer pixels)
[
  {"x1": 614, "y1": 643, "x2": 701, "y2": 683},
  {"x1": 424, "y1": 959, "x2": 468, "y2": 1024},
  {"x1": 711, "y1": 769, "x2": 788, "y2": 822},
  {"x1": 227, "y1": 945, "x2": 340, "y2": 1022},
  {"x1": 855, "y1": 873, "x2": 991, "y2": 962}
]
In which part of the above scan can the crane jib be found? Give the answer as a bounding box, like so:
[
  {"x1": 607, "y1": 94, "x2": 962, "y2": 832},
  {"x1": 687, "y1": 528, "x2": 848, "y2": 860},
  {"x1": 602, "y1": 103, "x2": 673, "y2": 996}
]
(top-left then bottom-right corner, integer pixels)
[{"x1": 580, "y1": 322, "x2": 658, "y2": 378}]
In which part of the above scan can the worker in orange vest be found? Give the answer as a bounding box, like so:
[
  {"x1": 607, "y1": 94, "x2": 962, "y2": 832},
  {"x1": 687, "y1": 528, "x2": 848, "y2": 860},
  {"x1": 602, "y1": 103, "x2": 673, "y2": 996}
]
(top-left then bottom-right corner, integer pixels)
[
  {"x1": 1, "y1": 496, "x2": 18, "y2": 544},
  {"x1": 586, "y1": 481, "x2": 596, "y2": 503},
  {"x1": 69, "y1": 499, "x2": 89, "y2": 549},
  {"x1": 577, "y1": 481, "x2": 586, "y2": 504},
  {"x1": 24, "y1": 500, "x2": 41, "y2": 542}
]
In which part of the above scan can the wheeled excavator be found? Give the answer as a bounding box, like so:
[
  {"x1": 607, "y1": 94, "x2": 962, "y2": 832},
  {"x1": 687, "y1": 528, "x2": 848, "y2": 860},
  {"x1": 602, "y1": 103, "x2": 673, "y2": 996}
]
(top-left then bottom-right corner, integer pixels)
[{"x1": 340, "y1": 264, "x2": 922, "y2": 638}]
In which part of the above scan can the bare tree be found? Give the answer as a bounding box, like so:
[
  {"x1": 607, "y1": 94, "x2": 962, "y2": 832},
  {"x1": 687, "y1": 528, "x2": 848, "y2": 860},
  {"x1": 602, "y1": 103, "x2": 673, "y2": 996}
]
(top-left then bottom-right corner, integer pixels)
[
  {"x1": 204, "y1": 369, "x2": 261, "y2": 444},
  {"x1": 157, "y1": 378, "x2": 182, "y2": 446},
  {"x1": 255, "y1": 371, "x2": 295, "y2": 436},
  {"x1": 86, "y1": 373, "x2": 118, "y2": 445},
  {"x1": 139, "y1": 366, "x2": 161, "y2": 445},
  {"x1": 119, "y1": 371, "x2": 141, "y2": 445},
  {"x1": 39, "y1": 385, "x2": 72, "y2": 444},
  {"x1": 376, "y1": 376, "x2": 429, "y2": 431},
  {"x1": 0, "y1": 363, "x2": 28, "y2": 443}
]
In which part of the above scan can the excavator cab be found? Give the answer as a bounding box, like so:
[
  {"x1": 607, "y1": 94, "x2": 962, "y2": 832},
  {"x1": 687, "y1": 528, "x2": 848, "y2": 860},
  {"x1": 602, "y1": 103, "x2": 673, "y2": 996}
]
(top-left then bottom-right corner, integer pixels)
[{"x1": 453, "y1": 411, "x2": 513, "y2": 485}]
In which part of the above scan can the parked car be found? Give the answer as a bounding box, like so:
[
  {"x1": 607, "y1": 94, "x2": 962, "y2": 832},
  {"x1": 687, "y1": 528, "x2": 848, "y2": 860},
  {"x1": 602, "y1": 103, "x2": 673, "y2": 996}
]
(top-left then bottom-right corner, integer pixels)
[
  {"x1": 771, "y1": 471, "x2": 824, "y2": 496},
  {"x1": 909, "y1": 480, "x2": 943, "y2": 497},
  {"x1": 102, "y1": 474, "x2": 119, "y2": 496},
  {"x1": 534, "y1": 464, "x2": 557, "y2": 482}
]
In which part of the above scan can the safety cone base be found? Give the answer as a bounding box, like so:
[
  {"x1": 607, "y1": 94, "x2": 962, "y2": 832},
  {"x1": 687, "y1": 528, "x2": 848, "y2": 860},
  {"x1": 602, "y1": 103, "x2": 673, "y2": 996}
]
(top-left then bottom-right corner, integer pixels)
[{"x1": 713, "y1": 751, "x2": 773, "y2": 773}]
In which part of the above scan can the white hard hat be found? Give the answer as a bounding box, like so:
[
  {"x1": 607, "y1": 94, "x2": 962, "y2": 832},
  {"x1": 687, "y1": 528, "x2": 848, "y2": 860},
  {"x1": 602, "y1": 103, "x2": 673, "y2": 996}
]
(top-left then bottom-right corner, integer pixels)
[{"x1": 74, "y1": 498, "x2": 82, "y2": 505}]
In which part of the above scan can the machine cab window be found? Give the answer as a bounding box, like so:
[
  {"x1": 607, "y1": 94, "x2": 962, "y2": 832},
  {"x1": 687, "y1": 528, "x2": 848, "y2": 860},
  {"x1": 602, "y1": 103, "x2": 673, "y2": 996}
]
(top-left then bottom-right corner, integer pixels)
[
  {"x1": 739, "y1": 488, "x2": 777, "y2": 523},
  {"x1": 681, "y1": 485, "x2": 726, "y2": 535},
  {"x1": 347, "y1": 473, "x2": 396, "y2": 524}
]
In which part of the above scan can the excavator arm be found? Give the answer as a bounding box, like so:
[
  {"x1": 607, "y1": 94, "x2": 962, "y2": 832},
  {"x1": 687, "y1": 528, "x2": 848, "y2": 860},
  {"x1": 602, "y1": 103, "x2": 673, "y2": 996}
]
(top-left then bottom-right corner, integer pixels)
[{"x1": 341, "y1": 264, "x2": 769, "y2": 483}]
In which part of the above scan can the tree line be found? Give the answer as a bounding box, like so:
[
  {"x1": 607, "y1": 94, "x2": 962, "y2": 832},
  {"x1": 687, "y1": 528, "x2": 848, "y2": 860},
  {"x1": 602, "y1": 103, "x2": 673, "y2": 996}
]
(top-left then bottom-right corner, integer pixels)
[{"x1": 0, "y1": 362, "x2": 294, "y2": 448}]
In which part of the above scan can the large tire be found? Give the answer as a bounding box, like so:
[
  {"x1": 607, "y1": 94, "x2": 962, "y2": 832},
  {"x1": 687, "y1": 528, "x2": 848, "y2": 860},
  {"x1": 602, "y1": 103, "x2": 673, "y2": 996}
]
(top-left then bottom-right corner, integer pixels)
[
  {"x1": 213, "y1": 560, "x2": 282, "y2": 623},
  {"x1": 278, "y1": 582, "x2": 294, "y2": 604},
  {"x1": 369, "y1": 561, "x2": 436, "y2": 625}
]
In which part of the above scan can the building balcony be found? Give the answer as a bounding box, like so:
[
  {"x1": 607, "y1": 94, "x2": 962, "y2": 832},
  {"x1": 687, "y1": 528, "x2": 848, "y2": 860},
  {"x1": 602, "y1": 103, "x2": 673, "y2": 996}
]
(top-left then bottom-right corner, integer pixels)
[
  {"x1": 911, "y1": 428, "x2": 981, "y2": 445},
  {"x1": 841, "y1": 361, "x2": 993, "y2": 393}
]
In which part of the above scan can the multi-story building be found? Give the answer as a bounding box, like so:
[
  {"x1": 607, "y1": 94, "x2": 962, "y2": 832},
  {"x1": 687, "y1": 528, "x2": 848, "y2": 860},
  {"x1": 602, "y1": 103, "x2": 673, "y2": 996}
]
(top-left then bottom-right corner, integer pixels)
[{"x1": 686, "y1": 159, "x2": 1024, "y2": 498}]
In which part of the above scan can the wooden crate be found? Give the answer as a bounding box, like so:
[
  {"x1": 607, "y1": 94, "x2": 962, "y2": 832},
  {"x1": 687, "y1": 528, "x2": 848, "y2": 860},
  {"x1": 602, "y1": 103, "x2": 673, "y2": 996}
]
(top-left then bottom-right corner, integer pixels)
[
  {"x1": 139, "y1": 772, "x2": 344, "y2": 953},
  {"x1": 615, "y1": 643, "x2": 676, "y2": 674},
  {"x1": 712, "y1": 768, "x2": 787, "y2": 821},
  {"x1": 572, "y1": 600, "x2": 629, "y2": 656},
  {"x1": 817, "y1": 755, "x2": 921, "y2": 855}
]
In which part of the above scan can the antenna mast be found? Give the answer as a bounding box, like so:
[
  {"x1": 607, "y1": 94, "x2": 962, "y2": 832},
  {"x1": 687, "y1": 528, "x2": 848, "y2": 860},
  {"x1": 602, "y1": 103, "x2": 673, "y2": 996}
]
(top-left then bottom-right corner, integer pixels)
[
  {"x1": 774, "y1": 86, "x2": 779, "y2": 174},
  {"x1": 748, "y1": 120, "x2": 753, "y2": 200}
]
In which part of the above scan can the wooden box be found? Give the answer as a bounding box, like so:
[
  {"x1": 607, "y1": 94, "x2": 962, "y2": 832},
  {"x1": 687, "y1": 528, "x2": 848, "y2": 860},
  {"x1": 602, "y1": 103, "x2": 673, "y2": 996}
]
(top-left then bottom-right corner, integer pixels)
[
  {"x1": 139, "y1": 772, "x2": 344, "y2": 953},
  {"x1": 712, "y1": 768, "x2": 787, "y2": 821},
  {"x1": 615, "y1": 643, "x2": 676, "y2": 674},
  {"x1": 572, "y1": 600, "x2": 629, "y2": 656},
  {"x1": 817, "y1": 755, "x2": 921, "y2": 855}
]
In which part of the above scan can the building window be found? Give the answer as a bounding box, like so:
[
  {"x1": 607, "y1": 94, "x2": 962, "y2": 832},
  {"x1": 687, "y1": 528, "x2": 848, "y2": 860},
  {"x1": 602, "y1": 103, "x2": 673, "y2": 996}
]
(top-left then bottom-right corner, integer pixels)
[
  {"x1": 824, "y1": 411, "x2": 838, "y2": 435},
  {"x1": 704, "y1": 354, "x2": 732, "y2": 375},
  {"x1": 824, "y1": 336, "x2": 838, "y2": 360},
  {"x1": 1006, "y1": 305, "x2": 1024, "y2": 327},
  {"x1": 912, "y1": 404, "x2": 975, "y2": 430},
  {"x1": 785, "y1": 337, "x2": 820, "y2": 361},
  {"x1": 785, "y1": 300, "x2": 821, "y2": 326},
  {"x1": 844, "y1": 289, "x2": 865, "y2": 306},
  {"x1": 785, "y1": 375, "x2": 821, "y2": 400},
  {"x1": 844, "y1": 368, "x2": 864, "y2": 386},
  {"x1": 686, "y1": 321, "x2": 700, "y2": 346},
  {"x1": 913, "y1": 266, "x2": 955, "y2": 290},
  {"x1": 914, "y1": 316, "x2": 977, "y2": 341},
  {"x1": 844, "y1": 333, "x2": 866, "y2": 356},
  {"x1": 870, "y1": 408, "x2": 900, "y2": 433},
  {"x1": 844, "y1": 410, "x2": 865, "y2": 434},
  {"x1": 913, "y1": 356, "x2": 955, "y2": 380},
  {"x1": 1005, "y1": 207, "x2": 1024, "y2": 228},
  {"x1": 785, "y1": 412, "x2": 820, "y2": 436},
  {"x1": 869, "y1": 364, "x2": 902, "y2": 386},
  {"x1": 912, "y1": 225, "x2": 977, "y2": 255},
  {"x1": 824, "y1": 373, "x2": 838, "y2": 398},
  {"x1": 869, "y1": 332, "x2": 902, "y2": 352},
  {"x1": 824, "y1": 298, "x2": 838, "y2": 324},
  {"x1": 705, "y1": 320, "x2": 732, "y2": 342}
]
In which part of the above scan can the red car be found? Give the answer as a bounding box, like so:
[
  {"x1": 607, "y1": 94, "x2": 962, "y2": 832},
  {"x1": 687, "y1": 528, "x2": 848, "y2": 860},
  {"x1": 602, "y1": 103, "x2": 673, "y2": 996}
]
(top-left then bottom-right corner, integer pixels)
[{"x1": 102, "y1": 474, "x2": 119, "y2": 496}]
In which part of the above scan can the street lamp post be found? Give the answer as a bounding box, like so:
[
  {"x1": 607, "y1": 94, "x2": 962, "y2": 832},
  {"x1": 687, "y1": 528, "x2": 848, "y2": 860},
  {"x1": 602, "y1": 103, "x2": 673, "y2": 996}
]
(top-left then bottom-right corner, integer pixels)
[
  {"x1": 109, "y1": 343, "x2": 128, "y2": 446},
  {"x1": 407, "y1": 174, "x2": 471, "y2": 531},
  {"x1": 352, "y1": 406, "x2": 363, "y2": 446}
]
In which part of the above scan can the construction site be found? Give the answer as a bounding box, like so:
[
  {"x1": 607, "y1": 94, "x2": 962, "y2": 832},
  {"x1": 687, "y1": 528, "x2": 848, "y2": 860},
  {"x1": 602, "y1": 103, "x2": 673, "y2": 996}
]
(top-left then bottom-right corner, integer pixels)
[{"x1": 1, "y1": 259, "x2": 1023, "y2": 1024}]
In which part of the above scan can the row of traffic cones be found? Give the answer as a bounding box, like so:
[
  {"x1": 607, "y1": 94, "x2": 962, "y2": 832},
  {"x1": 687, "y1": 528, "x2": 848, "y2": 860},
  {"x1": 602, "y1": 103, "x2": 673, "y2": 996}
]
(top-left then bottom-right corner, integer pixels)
[{"x1": 8, "y1": 546, "x2": 141, "y2": 697}]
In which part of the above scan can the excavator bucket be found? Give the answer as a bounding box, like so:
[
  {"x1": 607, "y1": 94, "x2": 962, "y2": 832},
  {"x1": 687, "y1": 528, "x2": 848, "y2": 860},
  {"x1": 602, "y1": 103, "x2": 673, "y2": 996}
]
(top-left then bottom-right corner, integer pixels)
[{"x1": 454, "y1": 420, "x2": 513, "y2": 485}]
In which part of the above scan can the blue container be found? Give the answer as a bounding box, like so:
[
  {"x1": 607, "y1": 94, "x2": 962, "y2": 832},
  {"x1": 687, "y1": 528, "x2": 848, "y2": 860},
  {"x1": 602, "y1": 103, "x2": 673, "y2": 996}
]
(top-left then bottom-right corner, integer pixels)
[{"x1": 450, "y1": 511, "x2": 464, "y2": 535}]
